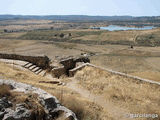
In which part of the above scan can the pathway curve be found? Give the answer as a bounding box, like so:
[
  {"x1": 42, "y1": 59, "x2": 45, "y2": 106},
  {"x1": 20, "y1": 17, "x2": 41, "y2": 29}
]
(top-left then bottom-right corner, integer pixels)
[{"x1": 66, "y1": 78, "x2": 131, "y2": 120}]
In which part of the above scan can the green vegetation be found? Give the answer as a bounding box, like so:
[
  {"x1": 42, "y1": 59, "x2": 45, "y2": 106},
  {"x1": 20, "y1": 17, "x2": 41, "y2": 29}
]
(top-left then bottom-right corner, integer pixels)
[
  {"x1": 19, "y1": 30, "x2": 104, "y2": 40},
  {"x1": 136, "y1": 33, "x2": 160, "y2": 46},
  {"x1": 18, "y1": 28, "x2": 160, "y2": 46},
  {"x1": 1, "y1": 27, "x2": 160, "y2": 46},
  {"x1": 19, "y1": 30, "x2": 135, "y2": 45}
]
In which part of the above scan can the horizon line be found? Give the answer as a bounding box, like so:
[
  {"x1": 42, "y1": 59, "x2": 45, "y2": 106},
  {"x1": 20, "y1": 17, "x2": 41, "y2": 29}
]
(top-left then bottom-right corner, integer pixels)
[{"x1": 0, "y1": 14, "x2": 160, "y2": 17}]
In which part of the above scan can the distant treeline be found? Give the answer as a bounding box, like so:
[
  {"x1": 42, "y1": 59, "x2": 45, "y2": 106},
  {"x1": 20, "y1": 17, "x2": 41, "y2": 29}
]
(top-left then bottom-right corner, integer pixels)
[
  {"x1": 0, "y1": 15, "x2": 134, "y2": 21},
  {"x1": 0, "y1": 15, "x2": 160, "y2": 21},
  {"x1": 1, "y1": 15, "x2": 160, "y2": 27},
  {"x1": 109, "y1": 18, "x2": 160, "y2": 27}
]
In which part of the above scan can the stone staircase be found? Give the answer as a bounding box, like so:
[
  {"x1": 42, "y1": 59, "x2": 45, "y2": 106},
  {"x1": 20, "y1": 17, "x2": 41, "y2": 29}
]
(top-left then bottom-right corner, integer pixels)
[
  {"x1": 0, "y1": 59, "x2": 46, "y2": 76},
  {"x1": 23, "y1": 62, "x2": 46, "y2": 76}
]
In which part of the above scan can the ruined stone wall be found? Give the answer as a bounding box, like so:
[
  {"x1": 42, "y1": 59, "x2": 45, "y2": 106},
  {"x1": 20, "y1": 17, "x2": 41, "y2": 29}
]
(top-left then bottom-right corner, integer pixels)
[
  {"x1": 69, "y1": 63, "x2": 160, "y2": 86},
  {"x1": 69, "y1": 64, "x2": 86, "y2": 77},
  {"x1": 59, "y1": 58, "x2": 76, "y2": 76},
  {"x1": 0, "y1": 53, "x2": 50, "y2": 69},
  {"x1": 51, "y1": 67, "x2": 65, "y2": 78},
  {"x1": 51, "y1": 57, "x2": 90, "y2": 78}
]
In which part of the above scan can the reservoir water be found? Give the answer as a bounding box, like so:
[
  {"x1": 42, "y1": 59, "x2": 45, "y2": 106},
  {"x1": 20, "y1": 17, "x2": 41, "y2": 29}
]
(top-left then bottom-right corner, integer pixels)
[{"x1": 99, "y1": 25, "x2": 155, "y2": 31}]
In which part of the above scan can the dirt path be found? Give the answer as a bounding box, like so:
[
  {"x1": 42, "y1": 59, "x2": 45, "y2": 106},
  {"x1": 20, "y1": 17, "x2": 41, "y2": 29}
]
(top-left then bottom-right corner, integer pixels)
[{"x1": 66, "y1": 78, "x2": 131, "y2": 120}]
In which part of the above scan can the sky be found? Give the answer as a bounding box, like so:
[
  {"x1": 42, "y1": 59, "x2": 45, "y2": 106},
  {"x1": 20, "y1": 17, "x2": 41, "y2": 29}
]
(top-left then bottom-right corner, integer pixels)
[{"x1": 1, "y1": 0, "x2": 160, "y2": 16}]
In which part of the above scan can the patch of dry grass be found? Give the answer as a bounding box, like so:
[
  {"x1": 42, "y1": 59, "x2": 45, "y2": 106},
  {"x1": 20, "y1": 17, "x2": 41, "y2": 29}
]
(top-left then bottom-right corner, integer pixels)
[
  {"x1": 90, "y1": 55, "x2": 160, "y2": 82},
  {"x1": 0, "y1": 84, "x2": 11, "y2": 97},
  {"x1": 75, "y1": 66, "x2": 160, "y2": 119},
  {"x1": 10, "y1": 91, "x2": 46, "y2": 119},
  {"x1": 61, "y1": 94, "x2": 110, "y2": 120}
]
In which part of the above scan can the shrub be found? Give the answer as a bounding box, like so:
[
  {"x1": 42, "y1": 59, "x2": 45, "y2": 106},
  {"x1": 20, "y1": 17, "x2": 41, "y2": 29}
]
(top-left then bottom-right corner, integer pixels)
[{"x1": 59, "y1": 33, "x2": 64, "y2": 38}]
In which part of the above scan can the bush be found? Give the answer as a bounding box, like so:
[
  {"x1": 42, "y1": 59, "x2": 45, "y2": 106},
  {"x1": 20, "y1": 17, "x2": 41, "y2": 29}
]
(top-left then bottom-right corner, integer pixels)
[
  {"x1": 59, "y1": 33, "x2": 64, "y2": 38},
  {"x1": 4, "y1": 29, "x2": 7, "y2": 33}
]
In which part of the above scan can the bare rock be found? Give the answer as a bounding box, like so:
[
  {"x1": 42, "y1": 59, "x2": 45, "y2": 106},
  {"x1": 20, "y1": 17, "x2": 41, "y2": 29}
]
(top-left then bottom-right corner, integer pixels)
[
  {"x1": 0, "y1": 79, "x2": 78, "y2": 120},
  {"x1": 0, "y1": 97, "x2": 12, "y2": 111}
]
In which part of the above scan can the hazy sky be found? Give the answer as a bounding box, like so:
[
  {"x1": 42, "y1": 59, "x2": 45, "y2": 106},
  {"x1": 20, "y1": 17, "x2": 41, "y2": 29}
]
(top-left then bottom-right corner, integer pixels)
[{"x1": 1, "y1": 0, "x2": 160, "y2": 16}]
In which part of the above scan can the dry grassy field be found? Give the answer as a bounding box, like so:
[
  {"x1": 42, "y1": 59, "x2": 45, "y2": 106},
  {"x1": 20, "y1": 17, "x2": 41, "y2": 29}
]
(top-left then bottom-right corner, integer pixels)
[
  {"x1": 0, "y1": 61, "x2": 112, "y2": 120},
  {"x1": 1, "y1": 37, "x2": 160, "y2": 82},
  {"x1": 0, "y1": 21, "x2": 160, "y2": 119},
  {"x1": 75, "y1": 66, "x2": 160, "y2": 119}
]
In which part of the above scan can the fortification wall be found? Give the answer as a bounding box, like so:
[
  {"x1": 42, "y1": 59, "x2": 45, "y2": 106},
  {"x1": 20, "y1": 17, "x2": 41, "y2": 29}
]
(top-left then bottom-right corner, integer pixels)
[
  {"x1": 0, "y1": 53, "x2": 50, "y2": 69},
  {"x1": 69, "y1": 63, "x2": 160, "y2": 86},
  {"x1": 51, "y1": 57, "x2": 90, "y2": 78}
]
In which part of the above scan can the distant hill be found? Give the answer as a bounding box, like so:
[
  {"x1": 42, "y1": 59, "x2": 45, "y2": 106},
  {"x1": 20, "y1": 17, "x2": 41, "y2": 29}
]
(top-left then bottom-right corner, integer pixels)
[
  {"x1": 0, "y1": 14, "x2": 134, "y2": 21},
  {"x1": 0, "y1": 14, "x2": 160, "y2": 27}
]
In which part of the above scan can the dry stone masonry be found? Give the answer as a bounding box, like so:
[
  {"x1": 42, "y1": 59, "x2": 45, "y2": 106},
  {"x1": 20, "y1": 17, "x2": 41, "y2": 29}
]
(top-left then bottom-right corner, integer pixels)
[
  {"x1": 0, "y1": 53, "x2": 90, "y2": 78},
  {"x1": 0, "y1": 53, "x2": 50, "y2": 69},
  {"x1": 51, "y1": 56, "x2": 90, "y2": 78},
  {"x1": 1, "y1": 53, "x2": 160, "y2": 86}
]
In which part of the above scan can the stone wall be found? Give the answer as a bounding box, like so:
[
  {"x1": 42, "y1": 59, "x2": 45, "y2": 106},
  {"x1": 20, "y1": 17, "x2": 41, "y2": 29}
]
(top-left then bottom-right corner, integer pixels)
[
  {"x1": 59, "y1": 58, "x2": 76, "y2": 75},
  {"x1": 51, "y1": 57, "x2": 90, "y2": 78},
  {"x1": 69, "y1": 63, "x2": 86, "y2": 77},
  {"x1": 51, "y1": 67, "x2": 65, "y2": 78},
  {"x1": 69, "y1": 63, "x2": 160, "y2": 86},
  {"x1": 0, "y1": 53, "x2": 50, "y2": 69}
]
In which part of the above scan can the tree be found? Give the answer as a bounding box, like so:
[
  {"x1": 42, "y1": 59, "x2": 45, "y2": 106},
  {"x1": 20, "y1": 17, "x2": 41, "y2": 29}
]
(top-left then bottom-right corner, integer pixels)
[
  {"x1": 59, "y1": 33, "x2": 64, "y2": 38},
  {"x1": 4, "y1": 29, "x2": 7, "y2": 33},
  {"x1": 50, "y1": 27, "x2": 54, "y2": 30},
  {"x1": 55, "y1": 33, "x2": 58, "y2": 37},
  {"x1": 131, "y1": 45, "x2": 134, "y2": 49},
  {"x1": 69, "y1": 33, "x2": 72, "y2": 36}
]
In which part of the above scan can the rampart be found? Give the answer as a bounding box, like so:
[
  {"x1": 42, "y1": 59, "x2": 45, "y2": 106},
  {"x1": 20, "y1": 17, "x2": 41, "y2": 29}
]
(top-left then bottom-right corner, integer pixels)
[
  {"x1": 0, "y1": 53, "x2": 50, "y2": 69},
  {"x1": 69, "y1": 63, "x2": 160, "y2": 86}
]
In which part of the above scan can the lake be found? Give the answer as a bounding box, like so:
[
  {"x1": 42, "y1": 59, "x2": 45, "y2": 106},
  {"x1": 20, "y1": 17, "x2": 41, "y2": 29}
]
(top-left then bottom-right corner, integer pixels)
[{"x1": 98, "y1": 25, "x2": 155, "y2": 31}]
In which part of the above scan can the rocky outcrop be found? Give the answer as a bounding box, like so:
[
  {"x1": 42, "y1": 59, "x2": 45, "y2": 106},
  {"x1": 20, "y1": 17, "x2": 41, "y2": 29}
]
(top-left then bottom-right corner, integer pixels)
[
  {"x1": 2, "y1": 103, "x2": 34, "y2": 120},
  {"x1": 0, "y1": 79, "x2": 78, "y2": 120},
  {"x1": 0, "y1": 53, "x2": 50, "y2": 69}
]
